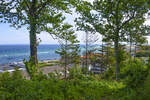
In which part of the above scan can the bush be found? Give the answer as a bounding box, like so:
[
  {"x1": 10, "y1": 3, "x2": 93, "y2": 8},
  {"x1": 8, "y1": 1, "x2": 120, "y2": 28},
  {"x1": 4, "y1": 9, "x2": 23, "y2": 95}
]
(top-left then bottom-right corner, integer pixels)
[
  {"x1": 136, "y1": 51, "x2": 150, "y2": 57},
  {"x1": 120, "y1": 59, "x2": 149, "y2": 88},
  {"x1": 0, "y1": 69, "x2": 125, "y2": 100},
  {"x1": 137, "y1": 71, "x2": 150, "y2": 100},
  {"x1": 24, "y1": 59, "x2": 38, "y2": 79},
  {"x1": 0, "y1": 59, "x2": 149, "y2": 100}
]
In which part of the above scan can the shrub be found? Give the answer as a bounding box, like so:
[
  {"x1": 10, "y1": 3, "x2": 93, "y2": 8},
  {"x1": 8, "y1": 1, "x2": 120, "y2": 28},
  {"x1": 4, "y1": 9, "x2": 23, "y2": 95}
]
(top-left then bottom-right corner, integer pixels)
[
  {"x1": 0, "y1": 69, "x2": 125, "y2": 100},
  {"x1": 24, "y1": 59, "x2": 38, "y2": 79},
  {"x1": 120, "y1": 59, "x2": 149, "y2": 88},
  {"x1": 136, "y1": 51, "x2": 150, "y2": 57}
]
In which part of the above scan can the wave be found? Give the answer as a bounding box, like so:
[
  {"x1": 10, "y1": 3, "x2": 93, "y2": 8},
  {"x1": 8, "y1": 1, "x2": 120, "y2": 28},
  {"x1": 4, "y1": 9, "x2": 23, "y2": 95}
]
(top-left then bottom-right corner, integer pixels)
[
  {"x1": 38, "y1": 51, "x2": 49, "y2": 54},
  {"x1": 0, "y1": 54, "x2": 9, "y2": 57},
  {"x1": 0, "y1": 45, "x2": 60, "y2": 64},
  {"x1": 3, "y1": 68, "x2": 26, "y2": 73}
]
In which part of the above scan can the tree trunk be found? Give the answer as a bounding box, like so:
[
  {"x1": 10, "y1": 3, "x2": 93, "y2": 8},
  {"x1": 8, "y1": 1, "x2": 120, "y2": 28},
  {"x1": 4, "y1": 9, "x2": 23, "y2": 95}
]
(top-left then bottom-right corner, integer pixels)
[
  {"x1": 106, "y1": 43, "x2": 109, "y2": 67},
  {"x1": 64, "y1": 38, "x2": 67, "y2": 79},
  {"x1": 129, "y1": 35, "x2": 132, "y2": 60},
  {"x1": 129, "y1": 41, "x2": 132, "y2": 56},
  {"x1": 84, "y1": 31, "x2": 88, "y2": 75},
  {"x1": 29, "y1": 23, "x2": 38, "y2": 66},
  {"x1": 29, "y1": 0, "x2": 38, "y2": 66},
  {"x1": 134, "y1": 42, "x2": 137, "y2": 61},
  {"x1": 114, "y1": 34, "x2": 120, "y2": 81},
  {"x1": 85, "y1": 31, "x2": 88, "y2": 69},
  {"x1": 115, "y1": 1, "x2": 120, "y2": 81},
  {"x1": 101, "y1": 36, "x2": 104, "y2": 67},
  {"x1": 102, "y1": 36, "x2": 104, "y2": 56}
]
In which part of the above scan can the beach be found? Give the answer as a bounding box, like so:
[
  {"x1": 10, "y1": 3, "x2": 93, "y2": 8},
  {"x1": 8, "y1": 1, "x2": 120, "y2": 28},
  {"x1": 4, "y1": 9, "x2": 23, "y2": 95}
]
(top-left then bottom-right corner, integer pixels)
[
  {"x1": 0, "y1": 59, "x2": 65, "y2": 79},
  {"x1": 0, "y1": 59, "x2": 60, "y2": 72}
]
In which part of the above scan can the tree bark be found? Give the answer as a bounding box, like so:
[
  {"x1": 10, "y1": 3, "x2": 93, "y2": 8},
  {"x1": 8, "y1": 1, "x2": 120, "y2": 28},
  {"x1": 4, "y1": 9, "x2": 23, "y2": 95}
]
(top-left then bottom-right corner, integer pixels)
[
  {"x1": 106, "y1": 43, "x2": 109, "y2": 67},
  {"x1": 101, "y1": 36, "x2": 104, "y2": 67},
  {"x1": 29, "y1": 22, "x2": 38, "y2": 66},
  {"x1": 134, "y1": 42, "x2": 137, "y2": 61},
  {"x1": 29, "y1": 0, "x2": 38, "y2": 66},
  {"x1": 64, "y1": 38, "x2": 67, "y2": 79},
  {"x1": 115, "y1": 1, "x2": 120, "y2": 81},
  {"x1": 114, "y1": 30, "x2": 120, "y2": 81},
  {"x1": 85, "y1": 31, "x2": 88, "y2": 69},
  {"x1": 129, "y1": 34, "x2": 132, "y2": 58}
]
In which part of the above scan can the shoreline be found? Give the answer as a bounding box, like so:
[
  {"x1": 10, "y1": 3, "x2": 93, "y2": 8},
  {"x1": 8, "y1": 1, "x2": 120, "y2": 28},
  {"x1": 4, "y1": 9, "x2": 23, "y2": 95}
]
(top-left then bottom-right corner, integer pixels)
[{"x1": 0, "y1": 59, "x2": 59, "y2": 72}]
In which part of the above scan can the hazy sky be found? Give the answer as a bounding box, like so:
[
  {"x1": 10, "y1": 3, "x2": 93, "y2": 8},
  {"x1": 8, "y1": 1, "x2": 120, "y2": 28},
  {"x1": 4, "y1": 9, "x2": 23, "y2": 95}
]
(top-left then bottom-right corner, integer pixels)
[
  {"x1": 0, "y1": 16, "x2": 149, "y2": 45},
  {"x1": 0, "y1": 1, "x2": 149, "y2": 45},
  {"x1": 0, "y1": 6, "x2": 102, "y2": 45},
  {"x1": 0, "y1": 0, "x2": 97, "y2": 45},
  {"x1": 0, "y1": 12, "x2": 83, "y2": 44}
]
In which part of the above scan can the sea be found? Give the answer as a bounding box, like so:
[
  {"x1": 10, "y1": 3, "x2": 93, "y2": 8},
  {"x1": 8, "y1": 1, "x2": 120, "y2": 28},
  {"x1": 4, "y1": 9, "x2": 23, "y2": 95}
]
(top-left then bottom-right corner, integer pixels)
[
  {"x1": 0, "y1": 44, "x2": 101, "y2": 71},
  {"x1": 0, "y1": 44, "x2": 101, "y2": 65},
  {"x1": 0, "y1": 44, "x2": 61, "y2": 64}
]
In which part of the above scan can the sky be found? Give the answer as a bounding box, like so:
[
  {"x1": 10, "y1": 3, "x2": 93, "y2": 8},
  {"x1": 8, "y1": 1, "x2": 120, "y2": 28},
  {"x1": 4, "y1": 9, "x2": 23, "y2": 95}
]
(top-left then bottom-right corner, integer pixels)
[
  {"x1": 0, "y1": 23, "x2": 62, "y2": 44},
  {"x1": 0, "y1": 15, "x2": 149, "y2": 45},
  {"x1": 0, "y1": 13, "x2": 85, "y2": 45},
  {"x1": 0, "y1": 6, "x2": 100, "y2": 45},
  {"x1": 0, "y1": 0, "x2": 149, "y2": 45},
  {"x1": 0, "y1": 5, "x2": 102, "y2": 45},
  {"x1": 0, "y1": 0, "x2": 98, "y2": 45}
]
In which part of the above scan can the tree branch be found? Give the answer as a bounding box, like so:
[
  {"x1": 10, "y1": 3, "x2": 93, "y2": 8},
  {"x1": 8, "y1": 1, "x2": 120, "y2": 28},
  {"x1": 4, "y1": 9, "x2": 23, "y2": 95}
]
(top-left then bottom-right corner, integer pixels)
[
  {"x1": 37, "y1": 0, "x2": 52, "y2": 14},
  {"x1": 119, "y1": 16, "x2": 135, "y2": 30},
  {"x1": 119, "y1": 10, "x2": 136, "y2": 30},
  {"x1": 24, "y1": 0, "x2": 31, "y2": 11}
]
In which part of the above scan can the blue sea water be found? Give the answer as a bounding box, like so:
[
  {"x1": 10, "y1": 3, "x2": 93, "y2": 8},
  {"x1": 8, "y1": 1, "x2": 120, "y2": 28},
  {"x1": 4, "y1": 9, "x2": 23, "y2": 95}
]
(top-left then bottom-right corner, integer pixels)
[
  {"x1": 0, "y1": 44, "x2": 60, "y2": 64},
  {"x1": 0, "y1": 44, "x2": 101, "y2": 64}
]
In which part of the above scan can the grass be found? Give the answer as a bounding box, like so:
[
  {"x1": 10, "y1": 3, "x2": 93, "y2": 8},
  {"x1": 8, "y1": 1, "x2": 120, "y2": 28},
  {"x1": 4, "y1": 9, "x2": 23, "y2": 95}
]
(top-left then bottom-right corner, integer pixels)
[
  {"x1": 47, "y1": 60, "x2": 59, "y2": 64},
  {"x1": 38, "y1": 60, "x2": 59, "y2": 68},
  {"x1": 38, "y1": 62, "x2": 55, "y2": 68}
]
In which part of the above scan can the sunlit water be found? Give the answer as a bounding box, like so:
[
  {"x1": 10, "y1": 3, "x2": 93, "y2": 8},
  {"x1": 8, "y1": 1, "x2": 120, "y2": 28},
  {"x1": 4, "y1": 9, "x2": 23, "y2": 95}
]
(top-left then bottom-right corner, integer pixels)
[
  {"x1": 0, "y1": 44, "x2": 101, "y2": 64},
  {"x1": 0, "y1": 44, "x2": 60, "y2": 64}
]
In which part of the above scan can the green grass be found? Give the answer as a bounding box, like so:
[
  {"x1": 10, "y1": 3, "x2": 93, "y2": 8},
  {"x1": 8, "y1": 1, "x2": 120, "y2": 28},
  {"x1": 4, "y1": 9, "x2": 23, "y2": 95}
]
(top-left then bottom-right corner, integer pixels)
[
  {"x1": 38, "y1": 62, "x2": 55, "y2": 68},
  {"x1": 47, "y1": 60, "x2": 59, "y2": 64},
  {"x1": 38, "y1": 60, "x2": 59, "y2": 68}
]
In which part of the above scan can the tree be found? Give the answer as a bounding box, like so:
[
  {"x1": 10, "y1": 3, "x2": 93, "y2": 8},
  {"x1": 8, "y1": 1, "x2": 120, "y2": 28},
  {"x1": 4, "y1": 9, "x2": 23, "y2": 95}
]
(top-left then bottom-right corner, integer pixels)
[
  {"x1": 83, "y1": 31, "x2": 99, "y2": 70},
  {"x1": 55, "y1": 24, "x2": 80, "y2": 78},
  {"x1": 75, "y1": 7, "x2": 99, "y2": 71},
  {"x1": 125, "y1": 20, "x2": 148, "y2": 59},
  {"x1": 0, "y1": 0, "x2": 76, "y2": 66},
  {"x1": 75, "y1": 0, "x2": 149, "y2": 80}
]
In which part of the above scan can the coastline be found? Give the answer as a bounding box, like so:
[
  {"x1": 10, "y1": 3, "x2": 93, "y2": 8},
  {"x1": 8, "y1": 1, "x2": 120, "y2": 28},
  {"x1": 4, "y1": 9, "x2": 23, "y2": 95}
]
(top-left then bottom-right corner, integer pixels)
[{"x1": 0, "y1": 59, "x2": 60, "y2": 73}]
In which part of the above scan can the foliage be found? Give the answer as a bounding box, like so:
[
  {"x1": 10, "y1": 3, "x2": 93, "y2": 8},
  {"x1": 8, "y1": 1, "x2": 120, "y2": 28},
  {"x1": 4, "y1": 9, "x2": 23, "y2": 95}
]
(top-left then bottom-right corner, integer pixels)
[
  {"x1": 137, "y1": 71, "x2": 150, "y2": 100},
  {"x1": 0, "y1": 70, "x2": 125, "y2": 100},
  {"x1": 0, "y1": 0, "x2": 78, "y2": 66},
  {"x1": 107, "y1": 71, "x2": 150, "y2": 100},
  {"x1": 24, "y1": 59, "x2": 38, "y2": 79},
  {"x1": 75, "y1": 0, "x2": 149, "y2": 80},
  {"x1": 118, "y1": 44, "x2": 128, "y2": 64},
  {"x1": 120, "y1": 59, "x2": 149, "y2": 88},
  {"x1": 0, "y1": 59, "x2": 149, "y2": 100},
  {"x1": 55, "y1": 24, "x2": 80, "y2": 65},
  {"x1": 136, "y1": 51, "x2": 150, "y2": 57},
  {"x1": 1, "y1": 0, "x2": 150, "y2": 99},
  {"x1": 68, "y1": 65, "x2": 82, "y2": 79},
  {"x1": 101, "y1": 58, "x2": 149, "y2": 83},
  {"x1": 0, "y1": 0, "x2": 75, "y2": 30}
]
